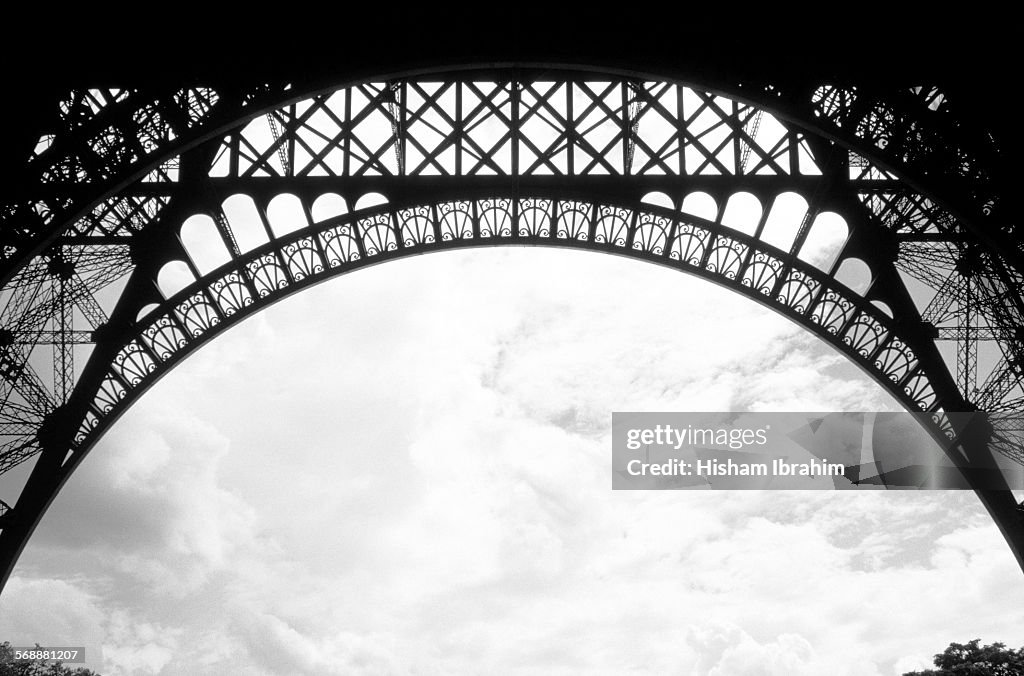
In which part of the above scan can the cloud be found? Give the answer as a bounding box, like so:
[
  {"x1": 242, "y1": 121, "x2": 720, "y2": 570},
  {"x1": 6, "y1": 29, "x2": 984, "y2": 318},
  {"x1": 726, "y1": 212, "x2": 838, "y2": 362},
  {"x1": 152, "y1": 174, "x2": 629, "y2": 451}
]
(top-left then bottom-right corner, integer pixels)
[
  {"x1": 687, "y1": 622, "x2": 882, "y2": 676},
  {"x1": 24, "y1": 407, "x2": 260, "y2": 598},
  {"x1": 101, "y1": 610, "x2": 181, "y2": 676},
  {"x1": 1, "y1": 249, "x2": 1020, "y2": 675},
  {"x1": 0, "y1": 576, "x2": 107, "y2": 670}
]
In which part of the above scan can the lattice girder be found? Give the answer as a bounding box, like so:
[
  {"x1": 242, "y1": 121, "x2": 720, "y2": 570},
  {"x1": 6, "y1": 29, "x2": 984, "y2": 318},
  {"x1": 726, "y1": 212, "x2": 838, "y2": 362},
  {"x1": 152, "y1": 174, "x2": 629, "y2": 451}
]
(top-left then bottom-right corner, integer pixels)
[{"x1": 4, "y1": 68, "x2": 1018, "y2": 278}]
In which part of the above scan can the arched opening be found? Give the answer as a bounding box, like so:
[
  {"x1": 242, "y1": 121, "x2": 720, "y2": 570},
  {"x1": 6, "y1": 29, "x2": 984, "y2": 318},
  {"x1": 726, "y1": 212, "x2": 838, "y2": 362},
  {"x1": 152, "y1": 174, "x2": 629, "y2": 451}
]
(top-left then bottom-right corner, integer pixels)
[
  {"x1": 156, "y1": 260, "x2": 195, "y2": 299},
  {"x1": 800, "y1": 211, "x2": 849, "y2": 271},
  {"x1": 354, "y1": 192, "x2": 389, "y2": 211},
  {"x1": 760, "y1": 192, "x2": 809, "y2": 252},
  {"x1": 681, "y1": 191, "x2": 718, "y2": 222},
  {"x1": 222, "y1": 194, "x2": 270, "y2": 253},
  {"x1": 311, "y1": 193, "x2": 348, "y2": 223},
  {"x1": 835, "y1": 257, "x2": 873, "y2": 296},
  {"x1": 180, "y1": 214, "x2": 232, "y2": 275},
  {"x1": 721, "y1": 192, "x2": 762, "y2": 237},
  {"x1": 266, "y1": 194, "x2": 310, "y2": 238}
]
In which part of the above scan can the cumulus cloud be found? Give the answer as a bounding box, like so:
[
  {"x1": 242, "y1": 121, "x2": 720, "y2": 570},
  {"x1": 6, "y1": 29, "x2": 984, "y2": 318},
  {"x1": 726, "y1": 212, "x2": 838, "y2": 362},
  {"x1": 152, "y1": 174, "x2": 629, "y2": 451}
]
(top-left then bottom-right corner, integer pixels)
[
  {"x1": 687, "y1": 622, "x2": 881, "y2": 676},
  {"x1": 24, "y1": 407, "x2": 260, "y2": 598}
]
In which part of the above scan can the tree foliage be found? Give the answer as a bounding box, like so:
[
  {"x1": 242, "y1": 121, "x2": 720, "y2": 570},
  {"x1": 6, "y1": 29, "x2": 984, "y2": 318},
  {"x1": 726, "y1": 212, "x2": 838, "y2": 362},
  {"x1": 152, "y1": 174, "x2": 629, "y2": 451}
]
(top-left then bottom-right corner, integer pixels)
[
  {"x1": 0, "y1": 642, "x2": 100, "y2": 676},
  {"x1": 903, "y1": 639, "x2": 1024, "y2": 676}
]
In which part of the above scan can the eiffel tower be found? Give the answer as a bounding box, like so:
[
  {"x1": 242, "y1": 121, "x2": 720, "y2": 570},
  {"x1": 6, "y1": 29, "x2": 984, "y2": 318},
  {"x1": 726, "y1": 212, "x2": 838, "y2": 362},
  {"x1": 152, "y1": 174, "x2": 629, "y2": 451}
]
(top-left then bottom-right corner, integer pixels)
[{"x1": 1, "y1": 14, "x2": 1022, "y2": 591}]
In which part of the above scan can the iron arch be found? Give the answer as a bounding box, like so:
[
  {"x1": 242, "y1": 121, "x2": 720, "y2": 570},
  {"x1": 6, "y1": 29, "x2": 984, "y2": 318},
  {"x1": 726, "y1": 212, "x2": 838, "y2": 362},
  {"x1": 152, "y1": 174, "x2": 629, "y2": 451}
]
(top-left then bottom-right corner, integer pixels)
[{"x1": 2, "y1": 67, "x2": 1023, "y2": 593}]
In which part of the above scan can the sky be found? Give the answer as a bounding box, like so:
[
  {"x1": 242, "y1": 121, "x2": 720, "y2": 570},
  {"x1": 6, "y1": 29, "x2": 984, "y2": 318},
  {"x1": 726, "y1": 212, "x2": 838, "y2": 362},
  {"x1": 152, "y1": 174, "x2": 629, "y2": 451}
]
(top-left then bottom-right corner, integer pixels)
[{"x1": 0, "y1": 245, "x2": 1021, "y2": 675}]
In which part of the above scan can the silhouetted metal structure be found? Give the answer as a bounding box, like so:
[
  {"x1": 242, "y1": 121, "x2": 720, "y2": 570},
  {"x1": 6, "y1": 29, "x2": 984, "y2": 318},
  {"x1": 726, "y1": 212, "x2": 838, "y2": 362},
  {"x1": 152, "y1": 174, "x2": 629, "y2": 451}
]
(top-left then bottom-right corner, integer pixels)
[{"x1": 1, "y1": 24, "x2": 1022, "y2": 590}]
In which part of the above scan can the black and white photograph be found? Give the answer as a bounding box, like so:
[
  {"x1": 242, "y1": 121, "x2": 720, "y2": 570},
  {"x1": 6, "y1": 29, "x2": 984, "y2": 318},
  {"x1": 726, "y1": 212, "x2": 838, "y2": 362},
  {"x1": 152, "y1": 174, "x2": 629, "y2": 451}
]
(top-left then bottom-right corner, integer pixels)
[{"x1": 0, "y1": 13, "x2": 1021, "y2": 675}]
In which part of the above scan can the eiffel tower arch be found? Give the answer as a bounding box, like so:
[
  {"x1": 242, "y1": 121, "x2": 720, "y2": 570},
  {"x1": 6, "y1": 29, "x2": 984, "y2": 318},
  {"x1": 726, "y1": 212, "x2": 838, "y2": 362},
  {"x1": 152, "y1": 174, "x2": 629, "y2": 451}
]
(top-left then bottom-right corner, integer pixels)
[{"x1": 1, "y1": 20, "x2": 1023, "y2": 593}]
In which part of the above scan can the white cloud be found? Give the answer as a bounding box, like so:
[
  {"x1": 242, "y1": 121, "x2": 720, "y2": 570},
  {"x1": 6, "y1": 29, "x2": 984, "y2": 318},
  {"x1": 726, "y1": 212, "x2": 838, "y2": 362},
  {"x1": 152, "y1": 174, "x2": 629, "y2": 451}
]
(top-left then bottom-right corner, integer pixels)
[
  {"x1": 0, "y1": 576, "x2": 107, "y2": 670},
  {"x1": 101, "y1": 610, "x2": 181, "y2": 676},
  {"x1": 687, "y1": 622, "x2": 880, "y2": 676},
  {"x1": 2, "y1": 249, "x2": 1020, "y2": 675},
  {"x1": 24, "y1": 408, "x2": 260, "y2": 598}
]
